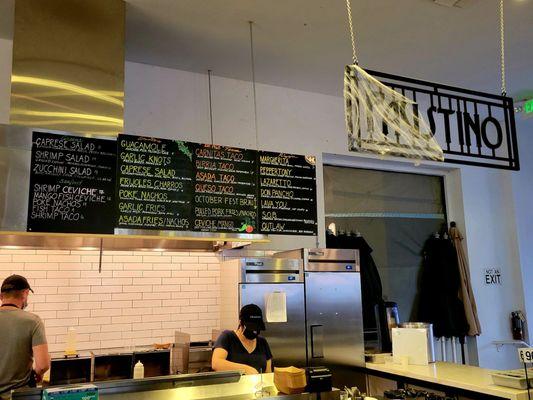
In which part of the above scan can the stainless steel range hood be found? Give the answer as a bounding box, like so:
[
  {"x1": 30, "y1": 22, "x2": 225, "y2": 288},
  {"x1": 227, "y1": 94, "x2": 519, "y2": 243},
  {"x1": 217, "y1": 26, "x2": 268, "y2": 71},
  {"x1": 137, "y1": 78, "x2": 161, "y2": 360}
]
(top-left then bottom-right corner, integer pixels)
[
  {"x1": 0, "y1": 231, "x2": 264, "y2": 252},
  {"x1": 0, "y1": 125, "x2": 269, "y2": 251},
  {"x1": 9, "y1": 0, "x2": 125, "y2": 137}
]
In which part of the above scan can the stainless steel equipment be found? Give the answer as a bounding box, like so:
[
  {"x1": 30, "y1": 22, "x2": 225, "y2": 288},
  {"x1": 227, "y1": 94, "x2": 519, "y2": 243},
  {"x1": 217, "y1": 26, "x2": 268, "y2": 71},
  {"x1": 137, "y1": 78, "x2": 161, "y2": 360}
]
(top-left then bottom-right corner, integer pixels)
[
  {"x1": 220, "y1": 257, "x2": 306, "y2": 368},
  {"x1": 220, "y1": 249, "x2": 365, "y2": 385},
  {"x1": 12, "y1": 371, "x2": 340, "y2": 400},
  {"x1": 11, "y1": 0, "x2": 125, "y2": 136},
  {"x1": 275, "y1": 249, "x2": 365, "y2": 379}
]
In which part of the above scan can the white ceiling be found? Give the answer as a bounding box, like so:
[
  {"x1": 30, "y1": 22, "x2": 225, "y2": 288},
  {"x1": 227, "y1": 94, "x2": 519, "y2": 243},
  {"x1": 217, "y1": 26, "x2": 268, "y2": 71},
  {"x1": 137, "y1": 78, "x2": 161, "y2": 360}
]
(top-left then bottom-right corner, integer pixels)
[
  {"x1": 124, "y1": 0, "x2": 533, "y2": 99},
  {"x1": 1, "y1": 0, "x2": 532, "y2": 99}
]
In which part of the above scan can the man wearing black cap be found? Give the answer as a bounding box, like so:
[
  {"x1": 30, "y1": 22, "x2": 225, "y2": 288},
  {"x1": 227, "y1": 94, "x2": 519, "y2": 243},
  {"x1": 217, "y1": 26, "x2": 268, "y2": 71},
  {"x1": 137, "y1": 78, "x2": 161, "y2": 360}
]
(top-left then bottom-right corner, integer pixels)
[
  {"x1": 0, "y1": 275, "x2": 50, "y2": 400},
  {"x1": 212, "y1": 304, "x2": 272, "y2": 375}
]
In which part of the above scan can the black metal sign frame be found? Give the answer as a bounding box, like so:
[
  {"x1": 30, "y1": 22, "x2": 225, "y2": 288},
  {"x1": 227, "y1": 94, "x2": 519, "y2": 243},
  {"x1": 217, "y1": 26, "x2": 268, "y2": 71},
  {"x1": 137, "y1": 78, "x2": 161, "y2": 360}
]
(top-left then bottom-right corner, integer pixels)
[{"x1": 363, "y1": 69, "x2": 519, "y2": 170}]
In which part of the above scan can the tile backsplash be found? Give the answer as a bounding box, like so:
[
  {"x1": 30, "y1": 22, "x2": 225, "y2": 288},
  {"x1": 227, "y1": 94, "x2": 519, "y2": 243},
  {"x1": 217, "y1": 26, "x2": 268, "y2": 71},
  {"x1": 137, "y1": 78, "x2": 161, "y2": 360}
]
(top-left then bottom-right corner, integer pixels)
[{"x1": 0, "y1": 249, "x2": 221, "y2": 353}]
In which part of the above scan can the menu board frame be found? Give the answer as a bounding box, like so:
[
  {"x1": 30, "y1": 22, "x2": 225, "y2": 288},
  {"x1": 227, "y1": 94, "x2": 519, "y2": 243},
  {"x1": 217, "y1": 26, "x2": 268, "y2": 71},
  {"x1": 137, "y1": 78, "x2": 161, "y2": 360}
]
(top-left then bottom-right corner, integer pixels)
[
  {"x1": 258, "y1": 151, "x2": 318, "y2": 236},
  {"x1": 116, "y1": 135, "x2": 262, "y2": 235},
  {"x1": 116, "y1": 134, "x2": 196, "y2": 232},
  {"x1": 25, "y1": 131, "x2": 319, "y2": 237},
  {"x1": 27, "y1": 131, "x2": 116, "y2": 234},
  {"x1": 192, "y1": 143, "x2": 259, "y2": 234}
]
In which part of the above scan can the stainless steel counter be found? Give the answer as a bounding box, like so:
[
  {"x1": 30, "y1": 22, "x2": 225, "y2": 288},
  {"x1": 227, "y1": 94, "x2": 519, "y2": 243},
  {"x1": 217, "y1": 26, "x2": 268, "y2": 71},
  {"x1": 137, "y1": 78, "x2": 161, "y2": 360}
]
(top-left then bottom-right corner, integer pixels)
[
  {"x1": 12, "y1": 372, "x2": 339, "y2": 400},
  {"x1": 364, "y1": 362, "x2": 530, "y2": 400},
  {"x1": 107, "y1": 391, "x2": 338, "y2": 400}
]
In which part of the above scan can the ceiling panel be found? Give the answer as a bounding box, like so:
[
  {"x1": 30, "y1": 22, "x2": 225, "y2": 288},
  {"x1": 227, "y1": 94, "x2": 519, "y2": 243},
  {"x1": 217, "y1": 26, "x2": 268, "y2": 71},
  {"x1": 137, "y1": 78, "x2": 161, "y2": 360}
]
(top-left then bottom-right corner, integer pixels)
[{"x1": 124, "y1": 0, "x2": 533, "y2": 98}]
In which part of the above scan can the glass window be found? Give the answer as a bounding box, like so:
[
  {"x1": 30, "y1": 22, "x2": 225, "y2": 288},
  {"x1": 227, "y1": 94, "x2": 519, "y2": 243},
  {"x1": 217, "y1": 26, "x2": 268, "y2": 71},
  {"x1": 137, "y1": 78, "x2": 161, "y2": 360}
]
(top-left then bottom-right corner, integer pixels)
[{"x1": 323, "y1": 166, "x2": 447, "y2": 322}]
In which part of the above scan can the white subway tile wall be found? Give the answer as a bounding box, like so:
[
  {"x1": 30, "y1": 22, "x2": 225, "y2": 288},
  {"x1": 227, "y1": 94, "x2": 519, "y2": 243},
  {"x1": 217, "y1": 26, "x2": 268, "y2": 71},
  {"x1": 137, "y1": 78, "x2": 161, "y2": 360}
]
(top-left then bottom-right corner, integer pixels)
[{"x1": 0, "y1": 249, "x2": 222, "y2": 353}]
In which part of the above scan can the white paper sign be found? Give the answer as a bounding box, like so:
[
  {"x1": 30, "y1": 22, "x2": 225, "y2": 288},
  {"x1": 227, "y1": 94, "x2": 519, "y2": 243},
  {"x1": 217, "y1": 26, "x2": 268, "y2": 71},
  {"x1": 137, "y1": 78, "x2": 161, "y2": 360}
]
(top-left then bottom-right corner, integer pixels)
[
  {"x1": 484, "y1": 268, "x2": 502, "y2": 285},
  {"x1": 518, "y1": 348, "x2": 533, "y2": 364},
  {"x1": 265, "y1": 292, "x2": 287, "y2": 323}
]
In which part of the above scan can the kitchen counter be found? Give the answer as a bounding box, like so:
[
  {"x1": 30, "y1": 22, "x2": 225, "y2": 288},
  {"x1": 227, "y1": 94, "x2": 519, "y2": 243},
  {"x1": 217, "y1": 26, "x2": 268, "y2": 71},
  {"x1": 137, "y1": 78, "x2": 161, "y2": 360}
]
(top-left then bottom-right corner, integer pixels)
[
  {"x1": 104, "y1": 373, "x2": 338, "y2": 400},
  {"x1": 365, "y1": 361, "x2": 529, "y2": 400},
  {"x1": 12, "y1": 371, "x2": 339, "y2": 400}
]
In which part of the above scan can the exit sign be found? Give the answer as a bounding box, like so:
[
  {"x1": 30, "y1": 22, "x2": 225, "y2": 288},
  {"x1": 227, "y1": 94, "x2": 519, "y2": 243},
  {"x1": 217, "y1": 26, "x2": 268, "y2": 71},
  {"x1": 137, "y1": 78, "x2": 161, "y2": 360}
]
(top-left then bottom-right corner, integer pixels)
[{"x1": 525, "y1": 99, "x2": 533, "y2": 115}]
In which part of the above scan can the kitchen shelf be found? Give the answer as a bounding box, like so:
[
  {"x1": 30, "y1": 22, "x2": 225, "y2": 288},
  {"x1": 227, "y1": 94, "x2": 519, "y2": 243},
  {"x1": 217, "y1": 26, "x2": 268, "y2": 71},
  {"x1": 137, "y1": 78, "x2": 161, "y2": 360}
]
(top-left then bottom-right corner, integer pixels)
[
  {"x1": 492, "y1": 340, "x2": 531, "y2": 352},
  {"x1": 325, "y1": 212, "x2": 445, "y2": 219}
]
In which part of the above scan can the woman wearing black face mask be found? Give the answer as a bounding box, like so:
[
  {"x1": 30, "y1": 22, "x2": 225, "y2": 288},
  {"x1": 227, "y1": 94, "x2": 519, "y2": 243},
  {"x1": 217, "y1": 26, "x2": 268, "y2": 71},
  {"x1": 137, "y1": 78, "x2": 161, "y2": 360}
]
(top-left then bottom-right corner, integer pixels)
[{"x1": 212, "y1": 304, "x2": 272, "y2": 375}]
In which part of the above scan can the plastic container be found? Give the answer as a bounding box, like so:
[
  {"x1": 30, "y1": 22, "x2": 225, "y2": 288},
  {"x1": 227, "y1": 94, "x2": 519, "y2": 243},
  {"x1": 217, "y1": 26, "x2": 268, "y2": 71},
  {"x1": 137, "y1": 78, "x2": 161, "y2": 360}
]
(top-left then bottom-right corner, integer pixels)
[
  {"x1": 392, "y1": 323, "x2": 435, "y2": 365},
  {"x1": 133, "y1": 361, "x2": 144, "y2": 379},
  {"x1": 491, "y1": 369, "x2": 533, "y2": 389},
  {"x1": 64, "y1": 327, "x2": 77, "y2": 356}
]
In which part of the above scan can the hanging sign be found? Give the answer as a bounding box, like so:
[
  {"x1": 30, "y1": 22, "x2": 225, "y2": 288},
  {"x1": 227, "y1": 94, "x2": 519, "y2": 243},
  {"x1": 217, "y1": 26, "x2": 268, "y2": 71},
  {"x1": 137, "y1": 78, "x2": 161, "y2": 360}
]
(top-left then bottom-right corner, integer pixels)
[
  {"x1": 27, "y1": 131, "x2": 116, "y2": 234},
  {"x1": 345, "y1": 65, "x2": 444, "y2": 163},
  {"x1": 192, "y1": 144, "x2": 258, "y2": 234},
  {"x1": 116, "y1": 135, "x2": 260, "y2": 234},
  {"x1": 116, "y1": 134, "x2": 195, "y2": 231},
  {"x1": 518, "y1": 348, "x2": 533, "y2": 364},
  {"x1": 345, "y1": 66, "x2": 519, "y2": 170},
  {"x1": 116, "y1": 134, "x2": 318, "y2": 236},
  {"x1": 258, "y1": 152, "x2": 318, "y2": 235},
  {"x1": 25, "y1": 131, "x2": 318, "y2": 236}
]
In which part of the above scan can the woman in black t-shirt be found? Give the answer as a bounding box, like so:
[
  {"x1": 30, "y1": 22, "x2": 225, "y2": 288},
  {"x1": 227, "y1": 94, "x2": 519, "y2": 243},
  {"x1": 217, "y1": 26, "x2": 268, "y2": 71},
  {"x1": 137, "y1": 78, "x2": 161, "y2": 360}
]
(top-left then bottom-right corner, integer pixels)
[{"x1": 212, "y1": 304, "x2": 273, "y2": 375}]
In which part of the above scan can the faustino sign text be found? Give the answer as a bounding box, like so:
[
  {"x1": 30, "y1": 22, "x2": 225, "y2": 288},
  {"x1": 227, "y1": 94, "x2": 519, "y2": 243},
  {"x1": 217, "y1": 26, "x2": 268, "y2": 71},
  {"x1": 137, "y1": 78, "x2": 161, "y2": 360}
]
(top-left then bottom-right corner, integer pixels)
[{"x1": 348, "y1": 68, "x2": 519, "y2": 170}]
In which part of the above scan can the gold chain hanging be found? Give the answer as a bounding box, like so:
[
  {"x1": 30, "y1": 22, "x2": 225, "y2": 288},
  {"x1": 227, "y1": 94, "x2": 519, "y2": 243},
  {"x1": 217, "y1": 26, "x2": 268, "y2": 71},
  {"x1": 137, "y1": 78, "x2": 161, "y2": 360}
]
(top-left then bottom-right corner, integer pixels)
[
  {"x1": 499, "y1": 0, "x2": 506, "y2": 96},
  {"x1": 345, "y1": 0, "x2": 358, "y2": 65}
]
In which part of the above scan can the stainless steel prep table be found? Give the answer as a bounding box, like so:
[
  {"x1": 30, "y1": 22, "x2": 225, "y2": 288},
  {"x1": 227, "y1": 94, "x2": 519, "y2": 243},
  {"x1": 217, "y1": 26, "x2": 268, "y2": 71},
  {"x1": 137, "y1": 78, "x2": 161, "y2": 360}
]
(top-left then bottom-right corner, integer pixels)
[{"x1": 12, "y1": 371, "x2": 339, "y2": 400}]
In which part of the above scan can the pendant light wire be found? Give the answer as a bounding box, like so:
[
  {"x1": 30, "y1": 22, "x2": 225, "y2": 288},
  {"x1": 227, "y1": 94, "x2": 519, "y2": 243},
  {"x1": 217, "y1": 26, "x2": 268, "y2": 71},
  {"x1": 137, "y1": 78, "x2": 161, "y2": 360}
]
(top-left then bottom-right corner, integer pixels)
[
  {"x1": 249, "y1": 21, "x2": 259, "y2": 150},
  {"x1": 207, "y1": 69, "x2": 214, "y2": 145},
  {"x1": 499, "y1": 0, "x2": 507, "y2": 96},
  {"x1": 345, "y1": 0, "x2": 359, "y2": 65}
]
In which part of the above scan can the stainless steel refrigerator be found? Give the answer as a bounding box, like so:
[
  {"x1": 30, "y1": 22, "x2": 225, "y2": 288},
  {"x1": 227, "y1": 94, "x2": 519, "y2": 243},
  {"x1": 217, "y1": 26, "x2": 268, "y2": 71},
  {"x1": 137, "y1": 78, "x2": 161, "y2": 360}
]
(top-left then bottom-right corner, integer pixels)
[{"x1": 220, "y1": 249, "x2": 364, "y2": 383}]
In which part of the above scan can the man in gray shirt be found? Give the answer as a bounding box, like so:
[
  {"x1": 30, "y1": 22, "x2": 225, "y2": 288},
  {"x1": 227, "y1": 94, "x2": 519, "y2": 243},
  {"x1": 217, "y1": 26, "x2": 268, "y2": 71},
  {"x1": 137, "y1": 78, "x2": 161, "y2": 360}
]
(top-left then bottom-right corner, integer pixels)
[{"x1": 0, "y1": 275, "x2": 50, "y2": 400}]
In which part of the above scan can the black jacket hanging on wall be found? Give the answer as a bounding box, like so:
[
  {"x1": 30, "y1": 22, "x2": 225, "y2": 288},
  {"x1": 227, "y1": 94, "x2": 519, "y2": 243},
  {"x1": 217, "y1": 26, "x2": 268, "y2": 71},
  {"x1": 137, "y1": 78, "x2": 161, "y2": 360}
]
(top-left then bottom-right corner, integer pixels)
[{"x1": 417, "y1": 236, "x2": 469, "y2": 338}]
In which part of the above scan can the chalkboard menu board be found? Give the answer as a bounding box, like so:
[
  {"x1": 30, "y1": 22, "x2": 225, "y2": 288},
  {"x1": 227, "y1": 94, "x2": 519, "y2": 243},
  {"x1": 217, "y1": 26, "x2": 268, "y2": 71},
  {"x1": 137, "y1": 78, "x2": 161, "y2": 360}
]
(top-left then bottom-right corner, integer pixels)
[
  {"x1": 117, "y1": 136, "x2": 258, "y2": 234},
  {"x1": 193, "y1": 144, "x2": 258, "y2": 233},
  {"x1": 117, "y1": 135, "x2": 317, "y2": 235},
  {"x1": 258, "y1": 151, "x2": 318, "y2": 235},
  {"x1": 27, "y1": 132, "x2": 116, "y2": 234},
  {"x1": 116, "y1": 134, "x2": 195, "y2": 231}
]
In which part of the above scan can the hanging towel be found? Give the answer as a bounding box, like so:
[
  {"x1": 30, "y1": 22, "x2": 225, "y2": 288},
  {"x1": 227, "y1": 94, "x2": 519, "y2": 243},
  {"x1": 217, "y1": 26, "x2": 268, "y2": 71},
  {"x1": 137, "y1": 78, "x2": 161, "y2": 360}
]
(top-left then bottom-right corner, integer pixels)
[{"x1": 449, "y1": 225, "x2": 482, "y2": 336}]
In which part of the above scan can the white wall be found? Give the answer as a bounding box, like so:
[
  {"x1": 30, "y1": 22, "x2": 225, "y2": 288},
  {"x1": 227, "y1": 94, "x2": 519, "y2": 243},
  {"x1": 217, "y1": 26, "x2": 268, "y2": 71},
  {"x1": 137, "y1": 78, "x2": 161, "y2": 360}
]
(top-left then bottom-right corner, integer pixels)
[
  {"x1": 461, "y1": 166, "x2": 526, "y2": 368},
  {"x1": 125, "y1": 62, "x2": 530, "y2": 369},
  {"x1": 0, "y1": 249, "x2": 221, "y2": 352},
  {"x1": 512, "y1": 119, "x2": 533, "y2": 336}
]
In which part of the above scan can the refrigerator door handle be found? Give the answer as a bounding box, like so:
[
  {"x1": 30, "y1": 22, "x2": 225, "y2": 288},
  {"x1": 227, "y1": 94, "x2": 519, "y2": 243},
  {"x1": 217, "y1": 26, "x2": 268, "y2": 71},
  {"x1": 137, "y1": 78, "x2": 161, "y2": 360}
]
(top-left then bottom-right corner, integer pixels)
[{"x1": 310, "y1": 324, "x2": 324, "y2": 358}]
